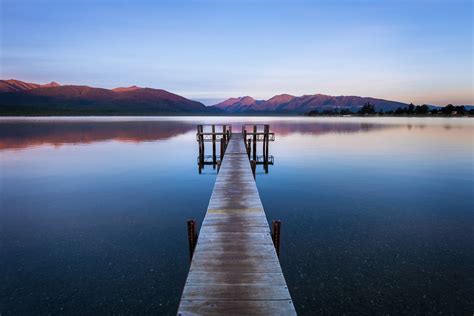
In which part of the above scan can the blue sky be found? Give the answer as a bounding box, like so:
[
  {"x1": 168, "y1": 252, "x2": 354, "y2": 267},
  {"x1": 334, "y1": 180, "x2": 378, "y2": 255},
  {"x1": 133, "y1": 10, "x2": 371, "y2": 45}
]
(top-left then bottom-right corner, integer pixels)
[{"x1": 1, "y1": 0, "x2": 472, "y2": 105}]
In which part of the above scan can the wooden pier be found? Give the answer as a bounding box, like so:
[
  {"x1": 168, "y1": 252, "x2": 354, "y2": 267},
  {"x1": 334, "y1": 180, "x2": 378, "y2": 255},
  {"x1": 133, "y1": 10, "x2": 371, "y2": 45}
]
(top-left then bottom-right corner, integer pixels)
[{"x1": 178, "y1": 125, "x2": 296, "y2": 315}]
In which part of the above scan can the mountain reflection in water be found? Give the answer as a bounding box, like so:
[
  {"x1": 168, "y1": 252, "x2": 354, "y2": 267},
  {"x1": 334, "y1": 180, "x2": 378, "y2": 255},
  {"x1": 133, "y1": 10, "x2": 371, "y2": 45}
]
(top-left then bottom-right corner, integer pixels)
[{"x1": 0, "y1": 118, "x2": 402, "y2": 150}]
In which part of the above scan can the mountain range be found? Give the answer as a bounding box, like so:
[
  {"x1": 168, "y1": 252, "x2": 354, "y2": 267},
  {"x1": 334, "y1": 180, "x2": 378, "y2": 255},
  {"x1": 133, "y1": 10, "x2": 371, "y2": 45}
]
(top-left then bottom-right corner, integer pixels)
[
  {"x1": 213, "y1": 94, "x2": 409, "y2": 113},
  {"x1": 0, "y1": 78, "x2": 451, "y2": 115},
  {"x1": 0, "y1": 79, "x2": 210, "y2": 115}
]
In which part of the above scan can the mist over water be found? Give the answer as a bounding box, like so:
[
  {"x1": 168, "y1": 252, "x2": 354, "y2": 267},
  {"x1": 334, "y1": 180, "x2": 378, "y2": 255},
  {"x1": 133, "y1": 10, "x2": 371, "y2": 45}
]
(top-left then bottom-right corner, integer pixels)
[{"x1": 1, "y1": 117, "x2": 473, "y2": 314}]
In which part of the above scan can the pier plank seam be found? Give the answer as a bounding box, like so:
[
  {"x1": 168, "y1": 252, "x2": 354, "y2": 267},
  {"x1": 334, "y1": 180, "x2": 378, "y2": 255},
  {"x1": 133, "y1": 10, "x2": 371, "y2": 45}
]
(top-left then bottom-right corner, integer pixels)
[{"x1": 178, "y1": 133, "x2": 296, "y2": 315}]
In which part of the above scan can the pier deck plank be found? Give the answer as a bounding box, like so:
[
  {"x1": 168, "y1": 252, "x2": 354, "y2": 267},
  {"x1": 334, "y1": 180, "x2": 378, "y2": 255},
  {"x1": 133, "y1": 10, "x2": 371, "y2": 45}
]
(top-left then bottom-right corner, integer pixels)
[{"x1": 178, "y1": 133, "x2": 296, "y2": 315}]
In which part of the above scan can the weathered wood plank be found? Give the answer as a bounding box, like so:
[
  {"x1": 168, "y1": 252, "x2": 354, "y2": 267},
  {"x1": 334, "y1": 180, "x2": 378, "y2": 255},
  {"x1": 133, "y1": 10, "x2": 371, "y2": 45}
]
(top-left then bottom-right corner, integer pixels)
[
  {"x1": 178, "y1": 300, "x2": 296, "y2": 316},
  {"x1": 202, "y1": 216, "x2": 269, "y2": 227},
  {"x1": 194, "y1": 242, "x2": 277, "y2": 254},
  {"x1": 186, "y1": 272, "x2": 287, "y2": 286},
  {"x1": 198, "y1": 232, "x2": 271, "y2": 239},
  {"x1": 182, "y1": 285, "x2": 291, "y2": 301},
  {"x1": 189, "y1": 260, "x2": 283, "y2": 273},
  {"x1": 191, "y1": 251, "x2": 278, "y2": 263},
  {"x1": 200, "y1": 225, "x2": 270, "y2": 233}
]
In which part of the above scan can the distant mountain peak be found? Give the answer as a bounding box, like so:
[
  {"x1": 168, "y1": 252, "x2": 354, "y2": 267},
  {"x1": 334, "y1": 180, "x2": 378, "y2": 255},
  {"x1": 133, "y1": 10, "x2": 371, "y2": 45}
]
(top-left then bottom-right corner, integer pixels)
[
  {"x1": 214, "y1": 96, "x2": 256, "y2": 108},
  {"x1": 112, "y1": 85, "x2": 142, "y2": 92},
  {"x1": 267, "y1": 94, "x2": 295, "y2": 103},
  {"x1": 44, "y1": 81, "x2": 61, "y2": 87},
  {"x1": 238, "y1": 96, "x2": 256, "y2": 104}
]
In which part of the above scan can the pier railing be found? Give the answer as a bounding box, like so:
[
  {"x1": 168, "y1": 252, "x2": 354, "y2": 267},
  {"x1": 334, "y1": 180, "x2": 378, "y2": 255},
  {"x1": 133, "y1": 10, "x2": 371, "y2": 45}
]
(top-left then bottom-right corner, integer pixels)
[
  {"x1": 196, "y1": 124, "x2": 231, "y2": 173},
  {"x1": 242, "y1": 124, "x2": 274, "y2": 174},
  {"x1": 196, "y1": 124, "x2": 275, "y2": 174}
]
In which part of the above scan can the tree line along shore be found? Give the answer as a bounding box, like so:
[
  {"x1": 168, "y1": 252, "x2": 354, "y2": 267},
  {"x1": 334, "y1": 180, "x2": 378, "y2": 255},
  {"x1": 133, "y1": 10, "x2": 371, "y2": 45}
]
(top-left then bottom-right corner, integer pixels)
[{"x1": 307, "y1": 103, "x2": 473, "y2": 117}]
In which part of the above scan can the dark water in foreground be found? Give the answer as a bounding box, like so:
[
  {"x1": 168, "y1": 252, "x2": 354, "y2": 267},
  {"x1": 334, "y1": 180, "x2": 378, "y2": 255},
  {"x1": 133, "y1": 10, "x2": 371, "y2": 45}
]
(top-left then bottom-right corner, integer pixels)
[{"x1": 0, "y1": 117, "x2": 473, "y2": 315}]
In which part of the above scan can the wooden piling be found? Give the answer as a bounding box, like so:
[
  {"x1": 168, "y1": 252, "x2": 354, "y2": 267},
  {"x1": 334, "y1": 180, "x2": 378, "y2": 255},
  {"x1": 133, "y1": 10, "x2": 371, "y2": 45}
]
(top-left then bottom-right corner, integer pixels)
[
  {"x1": 220, "y1": 137, "x2": 225, "y2": 161},
  {"x1": 272, "y1": 220, "x2": 281, "y2": 257},
  {"x1": 253, "y1": 125, "x2": 257, "y2": 162},
  {"x1": 187, "y1": 219, "x2": 197, "y2": 261},
  {"x1": 212, "y1": 125, "x2": 216, "y2": 168},
  {"x1": 247, "y1": 138, "x2": 251, "y2": 159},
  {"x1": 251, "y1": 160, "x2": 257, "y2": 179},
  {"x1": 223, "y1": 125, "x2": 227, "y2": 143},
  {"x1": 264, "y1": 124, "x2": 269, "y2": 173},
  {"x1": 197, "y1": 125, "x2": 204, "y2": 173}
]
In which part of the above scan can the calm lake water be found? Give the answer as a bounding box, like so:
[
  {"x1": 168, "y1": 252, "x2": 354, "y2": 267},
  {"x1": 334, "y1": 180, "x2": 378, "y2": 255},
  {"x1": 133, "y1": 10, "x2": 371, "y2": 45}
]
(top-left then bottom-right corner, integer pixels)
[{"x1": 1, "y1": 116, "x2": 473, "y2": 315}]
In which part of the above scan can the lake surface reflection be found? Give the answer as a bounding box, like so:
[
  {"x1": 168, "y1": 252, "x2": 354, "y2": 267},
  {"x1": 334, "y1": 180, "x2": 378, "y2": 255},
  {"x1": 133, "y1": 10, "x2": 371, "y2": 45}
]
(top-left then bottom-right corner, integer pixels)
[{"x1": 1, "y1": 117, "x2": 473, "y2": 314}]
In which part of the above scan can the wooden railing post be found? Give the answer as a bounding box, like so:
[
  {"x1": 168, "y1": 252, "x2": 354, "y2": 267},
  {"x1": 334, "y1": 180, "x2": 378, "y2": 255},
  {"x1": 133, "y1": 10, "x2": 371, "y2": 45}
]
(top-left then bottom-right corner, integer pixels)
[
  {"x1": 272, "y1": 220, "x2": 281, "y2": 257},
  {"x1": 187, "y1": 219, "x2": 198, "y2": 261}
]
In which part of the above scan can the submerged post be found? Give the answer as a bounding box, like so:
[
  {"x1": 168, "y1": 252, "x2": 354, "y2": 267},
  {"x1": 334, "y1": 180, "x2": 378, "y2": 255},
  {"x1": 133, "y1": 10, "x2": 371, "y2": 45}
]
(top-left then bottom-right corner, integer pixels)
[
  {"x1": 187, "y1": 219, "x2": 198, "y2": 261},
  {"x1": 272, "y1": 220, "x2": 281, "y2": 257}
]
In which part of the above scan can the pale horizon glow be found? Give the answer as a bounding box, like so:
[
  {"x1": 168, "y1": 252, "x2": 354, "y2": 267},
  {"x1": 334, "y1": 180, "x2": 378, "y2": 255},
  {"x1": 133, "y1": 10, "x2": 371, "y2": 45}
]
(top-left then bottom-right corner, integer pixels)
[{"x1": 0, "y1": 0, "x2": 473, "y2": 106}]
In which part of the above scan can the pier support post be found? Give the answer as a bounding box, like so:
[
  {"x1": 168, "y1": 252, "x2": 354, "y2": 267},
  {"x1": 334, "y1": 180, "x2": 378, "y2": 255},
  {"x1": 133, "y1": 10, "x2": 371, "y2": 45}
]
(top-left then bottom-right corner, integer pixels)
[
  {"x1": 243, "y1": 129, "x2": 247, "y2": 151},
  {"x1": 272, "y1": 220, "x2": 281, "y2": 257},
  {"x1": 247, "y1": 139, "x2": 251, "y2": 159},
  {"x1": 198, "y1": 125, "x2": 204, "y2": 173},
  {"x1": 220, "y1": 137, "x2": 225, "y2": 162},
  {"x1": 264, "y1": 124, "x2": 269, "y2": 173},
  {"x1": 212, "y1": 125, "x2": 216, "y2": 169},
  {"x1": 253, "y1": 125, "x2": 257, "y2": 162},
  {"x1": 187, "y1": 219, "x2": 198, "y2": 261},
  {"x1": 251, "y1": 160, "x2": 257, "y2": 179}
]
